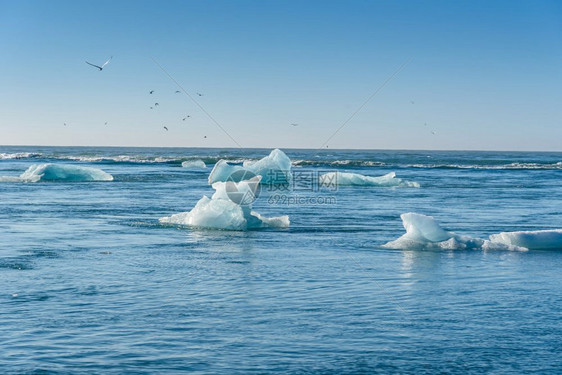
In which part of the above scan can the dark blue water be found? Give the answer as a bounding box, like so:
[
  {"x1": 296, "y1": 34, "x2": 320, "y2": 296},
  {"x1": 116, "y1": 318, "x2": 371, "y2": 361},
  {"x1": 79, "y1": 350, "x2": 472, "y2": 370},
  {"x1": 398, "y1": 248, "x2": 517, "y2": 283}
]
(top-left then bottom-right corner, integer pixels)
[{"x1": 1, "y1": 146, "x2": 561, "y2": 373}]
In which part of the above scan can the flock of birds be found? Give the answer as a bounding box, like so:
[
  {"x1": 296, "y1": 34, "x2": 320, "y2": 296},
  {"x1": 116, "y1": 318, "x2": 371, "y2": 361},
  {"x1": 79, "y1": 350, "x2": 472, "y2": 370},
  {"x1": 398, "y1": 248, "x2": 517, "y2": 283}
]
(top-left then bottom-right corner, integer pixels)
[
  {"x1": 147, "y1": 89, "x2": 205, "y2": 135},
  {"x1": 74, "y1": 56, "x2": 435, "y2": 139}
]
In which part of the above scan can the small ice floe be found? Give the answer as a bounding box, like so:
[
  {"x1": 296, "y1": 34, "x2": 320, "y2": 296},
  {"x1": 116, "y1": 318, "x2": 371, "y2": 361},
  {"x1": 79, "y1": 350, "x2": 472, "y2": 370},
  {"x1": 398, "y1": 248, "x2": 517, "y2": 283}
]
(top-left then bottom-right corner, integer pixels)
[
  {"x1": 319, "y1": 171, "x2": 419, "y2": 188},
  {"x1": 489, "y1": 230, "x2": 562, "y2": 250},
  {"x1": 382, "y1": 213, "x2": 526, "y2": 251},
  {"x1": 0, "y1": 163, "x2": 113, "y2": 182},
  {"x1": 181, "y1": 159, "x2": 207, "y2": 169},
  {"x1": 208, "y1": 149, "x2": 292, "y2": 185},
  {"x1": 159, "y1": 176, "x2": 289, "y2": 231}
]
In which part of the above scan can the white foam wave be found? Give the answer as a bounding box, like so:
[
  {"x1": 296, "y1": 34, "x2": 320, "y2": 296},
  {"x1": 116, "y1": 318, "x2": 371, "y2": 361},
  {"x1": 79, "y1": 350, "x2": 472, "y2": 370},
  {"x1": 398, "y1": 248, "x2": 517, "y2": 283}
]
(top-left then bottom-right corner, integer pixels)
[{"x1": 0, "y1": 152, "x2": 42, "y2": 160}]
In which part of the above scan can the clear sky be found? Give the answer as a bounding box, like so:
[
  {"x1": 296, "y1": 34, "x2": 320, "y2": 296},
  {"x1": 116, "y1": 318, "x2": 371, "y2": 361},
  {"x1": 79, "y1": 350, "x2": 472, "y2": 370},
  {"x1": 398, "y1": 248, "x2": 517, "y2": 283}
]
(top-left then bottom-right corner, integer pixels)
[{"x1": 1, "y1": 0, "x2": 561, "y2": 150}]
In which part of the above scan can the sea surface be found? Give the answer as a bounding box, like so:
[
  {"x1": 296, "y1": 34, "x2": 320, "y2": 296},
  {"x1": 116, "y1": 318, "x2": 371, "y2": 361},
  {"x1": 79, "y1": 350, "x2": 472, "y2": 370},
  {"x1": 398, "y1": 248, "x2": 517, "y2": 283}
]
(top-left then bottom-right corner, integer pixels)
[{"x1": 1, "y1": 146, "x2": 561, "y2": 374}]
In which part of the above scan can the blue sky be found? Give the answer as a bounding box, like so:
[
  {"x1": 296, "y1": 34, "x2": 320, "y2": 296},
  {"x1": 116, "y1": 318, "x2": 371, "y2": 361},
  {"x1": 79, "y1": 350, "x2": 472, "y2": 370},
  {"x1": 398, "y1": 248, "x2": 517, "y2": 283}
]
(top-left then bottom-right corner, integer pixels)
[{"x1": 1, "y1": 0, "x2": 561, "y2": 150}]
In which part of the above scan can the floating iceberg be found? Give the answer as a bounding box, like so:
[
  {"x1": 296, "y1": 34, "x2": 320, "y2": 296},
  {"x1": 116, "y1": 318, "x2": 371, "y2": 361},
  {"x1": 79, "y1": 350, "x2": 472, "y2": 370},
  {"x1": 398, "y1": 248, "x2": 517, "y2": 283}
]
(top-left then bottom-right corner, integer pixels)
[
  {"x1": 181, "y1": 159, "x2": 207, "y2": 169},
  {"x1": 489, "y1": 230, "x2": 562, "y2": 250},
  {"x1": 382, "y1": 213, "x2": 525, "y2": 251},
  {"x1": 160, "y1": 176, "x2": 289, "y2": 231},
  {"x1": 320, "y1": 171, "x2": 419, "y2": 188},
  {"x1": 0, "y1": 163, "x2": 113, "y2": 182},
  {"x1": 208, "y1": 149, "x2": 292, "y2": 185}
]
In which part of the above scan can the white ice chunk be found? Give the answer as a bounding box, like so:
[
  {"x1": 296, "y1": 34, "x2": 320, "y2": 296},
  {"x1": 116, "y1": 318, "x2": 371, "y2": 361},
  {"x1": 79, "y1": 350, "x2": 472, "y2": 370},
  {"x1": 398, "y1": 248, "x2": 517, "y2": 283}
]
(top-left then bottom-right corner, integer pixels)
[
  {"x1": 490, "y1": 230, "x2": 562, "y2": 250},
  {"x1": 383, "y1": 213, "x2": 526, "y2": 251},
  {"x1": 320, "y1": 171, "x2": 419, "y2": 188},
  {"x1": 160, "y1": 176, "x2": 289, "y2": 231},
  {"x1": 181, "y1": 159, "x2": 206, "y2": 169},
  {"x1": 208, "y1": 149, "x2": 291, "y2": 185},
  {"x1": 245, "y1": 148, "x2": 292, "y2": 185},
  {"x1": 0, "y1": 163, "x2": 113, "y2": 182},
  {"x1": 207, "y1": 160, "x2": 250, "y2": 184}
]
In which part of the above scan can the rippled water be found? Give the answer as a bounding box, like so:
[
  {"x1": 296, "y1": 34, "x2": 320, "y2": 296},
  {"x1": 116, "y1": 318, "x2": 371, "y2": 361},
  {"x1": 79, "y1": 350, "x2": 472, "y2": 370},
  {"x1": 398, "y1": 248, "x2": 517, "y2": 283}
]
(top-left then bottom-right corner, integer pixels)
[{"x1": 1, "y1": 146, "x2": 561, "y2": 373}]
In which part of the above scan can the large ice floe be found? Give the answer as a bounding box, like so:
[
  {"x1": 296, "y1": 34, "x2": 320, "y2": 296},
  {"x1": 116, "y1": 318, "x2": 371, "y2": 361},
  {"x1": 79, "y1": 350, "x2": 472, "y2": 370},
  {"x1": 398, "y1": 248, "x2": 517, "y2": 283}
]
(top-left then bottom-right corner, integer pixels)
[
  {"x1": 382, "y1": 213, "x2": 527, "y2": 251},
  {"x1": 489, "y1": 230, "x2": 562, "y2": 250},
  {"x1": 160, "y1": 176, "x2": 289, "y2": 230},
  {"x1": 0, "y1": 163, "x2": 113, "y2": 182},
  {"x1": 208, "y1": 148, "x2": 291, "y2": 185},
  {"x1": 319, "y1": 171, "x2": 419, "y2": 188}
]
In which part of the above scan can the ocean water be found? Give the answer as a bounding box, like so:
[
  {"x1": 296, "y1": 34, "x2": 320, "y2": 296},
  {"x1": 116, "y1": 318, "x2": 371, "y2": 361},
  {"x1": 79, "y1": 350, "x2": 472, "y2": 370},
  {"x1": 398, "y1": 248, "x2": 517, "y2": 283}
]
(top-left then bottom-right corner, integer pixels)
[{"x1": 1, "y1": 146, "x2": 561, "y2": 374}]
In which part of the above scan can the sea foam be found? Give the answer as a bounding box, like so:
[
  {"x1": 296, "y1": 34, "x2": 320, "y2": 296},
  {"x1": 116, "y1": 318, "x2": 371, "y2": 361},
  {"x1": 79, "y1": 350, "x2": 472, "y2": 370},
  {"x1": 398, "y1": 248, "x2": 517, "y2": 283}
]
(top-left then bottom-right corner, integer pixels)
[
  {"x1": 160, "y1": 176, "x2": 289, "y2": 230},
  {"x1": 382, "y1": 213, "x2": 526, "y2": 251},
  {"x1": 0, "y1": 163, "x2": 114, "y2": 182},
  {"x1": 320, "y1": 171, "x2": 419, "y2": 188},
  {"x1": 208, "y1": 149, "x2": 292, "y2": 185}
]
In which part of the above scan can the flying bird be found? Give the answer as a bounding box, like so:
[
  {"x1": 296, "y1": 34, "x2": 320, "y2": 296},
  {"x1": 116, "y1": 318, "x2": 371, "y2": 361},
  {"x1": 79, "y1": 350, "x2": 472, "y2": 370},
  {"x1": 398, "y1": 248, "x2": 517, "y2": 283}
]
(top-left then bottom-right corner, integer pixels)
[
  {"x1": 149, "y1": 90, "x2": 154, "y2": 94},
  {"x1": 150, "y1": 106, "x2": 153, "y2": 109},
  {"x1": 85, "y1": 56, "x2": 112, "y2": 71},
  {"x1": 163, "y1": 126, "x2": 168, "y2": 131},
  {"x1": 105, "y1": 122, "x2": 108, "y2": 125},
  {"x1": 431, "y1": 130, "x2": 436, "y2": 135},
  {"x1": 196, "y1": 92, "x2": 203, "y2": 97},
  {"x1": 63, "y1": 122, "x2": 67, "y2": 126},
  {"x1": 290, "y1": 123, "x2": 299, "y2": 127},
  {"x1": 203, "y1": 135, "x2": 207, "y2": 138},
  {"x1": 182, "y1": 115, "x2": 191, "y2": 121},
  {"x1": 154, "y1": 103, "x2": 159, "y2": 106},
  {"x1": 410, "y1": 100, "x2": 415, "y2": 104},
  {"x1": 175, "y1": 90, "x2": 181, "y2": 94}
]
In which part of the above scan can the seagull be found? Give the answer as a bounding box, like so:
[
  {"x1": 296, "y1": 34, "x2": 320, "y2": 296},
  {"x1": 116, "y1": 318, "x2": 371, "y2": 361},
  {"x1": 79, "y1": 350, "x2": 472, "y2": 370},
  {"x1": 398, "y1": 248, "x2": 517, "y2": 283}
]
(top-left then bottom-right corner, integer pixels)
[
  {"x1": 85, "y1": 56, "x2": 112, "y2": 71},
  {"x1": 150, "y1": 106, "x2": 153, "y2": 109},
  {"x1": 290, "y1": 123, "x2": 299, "y2": 127},
  {"x1": 149, "y1": 90, "x2": 154, "y2": 94},
  {"x1": 203, "y1": 135, "x2": 207, "y2": 138},
  {"x1": 163, "y1": 126, "x2": 168, "y2": 131},
  {"x1": 175, "y1": 90, "x2": 181, "y2": 94},
  {"x1": 154, "y1": 103, "x2": 159, "y2": 106},
  {"x1": 431, "y1": 130, "x2": 436, "y2": 135},
  {"x1": 105, "y1": 122, "x2": 108, "y2": 125},
  {"x1": 424, "y1": 122, "x2": 428, "y2": 126},
  {"x1": 182, "y1": 115, "x2": 191, "y2": 121},
  {"x1": 196, "y1": 92, "x2": 203, "y2": 97},
  {"x1": 64, "y1": 122, "x2": 67, "y2": 126}
]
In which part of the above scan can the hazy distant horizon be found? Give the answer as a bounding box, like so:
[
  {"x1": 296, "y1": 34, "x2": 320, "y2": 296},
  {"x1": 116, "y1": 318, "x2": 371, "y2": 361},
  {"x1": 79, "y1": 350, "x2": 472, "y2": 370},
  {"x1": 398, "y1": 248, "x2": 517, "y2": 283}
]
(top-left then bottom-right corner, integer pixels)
[{"x1": 2, "y1": 143, "x2": 562, "y2": 153}]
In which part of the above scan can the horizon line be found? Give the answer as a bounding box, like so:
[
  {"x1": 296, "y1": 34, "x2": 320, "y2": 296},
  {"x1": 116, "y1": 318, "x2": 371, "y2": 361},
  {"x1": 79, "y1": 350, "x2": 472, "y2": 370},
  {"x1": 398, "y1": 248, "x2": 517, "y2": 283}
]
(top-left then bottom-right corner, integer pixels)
[{"x1": 1, "y1": 144, "x2": 561, "y2": 153}]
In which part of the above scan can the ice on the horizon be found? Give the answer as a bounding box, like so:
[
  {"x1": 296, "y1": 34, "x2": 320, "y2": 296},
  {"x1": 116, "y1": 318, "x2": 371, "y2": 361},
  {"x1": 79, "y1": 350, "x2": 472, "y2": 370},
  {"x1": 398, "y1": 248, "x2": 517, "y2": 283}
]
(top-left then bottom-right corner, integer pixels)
[
  {"x1": 160, "y1": 176, "x2": 289, "y2": 231},
  {"x1": 320, "y1": 171, "x2": 419, "y2": 188},
  {"x1": 181, "y1": 159, "x2": 207, "y2": 169},
  {"x1": 489, "y1": 230, "x2": 562, "y2": 250},
  {"x1": 382, "y1": 213, "x2": 525, "y2": 251},
  {"x1": 208, "y1": 149, "x2": 292, "y2": 185},
  {"x1": 0, "y1": 163, "x2": 113, "y2": 182}
]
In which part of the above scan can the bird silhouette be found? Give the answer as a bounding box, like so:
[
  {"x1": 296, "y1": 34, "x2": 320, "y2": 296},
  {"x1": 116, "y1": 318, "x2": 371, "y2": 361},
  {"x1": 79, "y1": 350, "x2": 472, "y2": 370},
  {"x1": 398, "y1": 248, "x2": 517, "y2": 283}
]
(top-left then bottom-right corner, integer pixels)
[
  {"x1": 149, "y1": 90, "x2": 154, "y2": 94},
  {"x1": 196, "y1": 92, "x2": 203, "y2": 97},
  {"x1": 85, "y1": 56, "x2": 112, "y2": 71},
  {"x1": 175, "y1": 90, "x2": 181, "y2": 94},
  {"x1": 163, "y1": 126, "x2": 168, "y2": 131}
]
